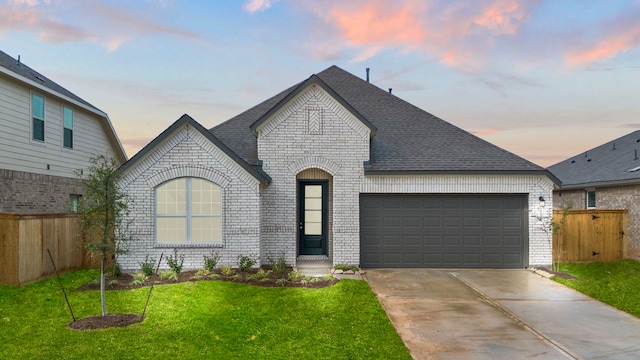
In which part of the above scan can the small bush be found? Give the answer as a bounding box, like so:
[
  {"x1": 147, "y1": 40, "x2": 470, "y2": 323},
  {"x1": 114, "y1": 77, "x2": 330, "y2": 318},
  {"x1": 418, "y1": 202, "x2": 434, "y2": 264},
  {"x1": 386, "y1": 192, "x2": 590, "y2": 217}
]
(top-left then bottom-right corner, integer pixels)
[
  {"x1": 192, "y1": 268, "x2": 210, "y2": 280},
  {"x1": 110, "y1": 263, "x2": 122, "y2": 277},
  {"x1": 237, "y1": 254, "x2": 258, "y2": 272},
  {"x1": 131, "y1": 273, "x2": 148, "y2": 287},
  {"x1": 220, "y1": 266, "x2": 235, "y2": 277},
  {"x1": 139, "y1": 255, "x2": 156, "y2": 276},
  {"x1": 166, "y1": 249, "x2": 185, "y2": 275},
  {"x1": 268, "y1": 252, "x2": 289, "y2": 278},
  {"x1": 322, "y1": 274, "x2": 334, "y2": 281},
  {"x1": 288, "y1": 270, "x2": 303, "y2": 282},
  {"x1": 203, "y1": 252, "x2": 220, "y2": 272},
  {"x1": 159, "y1": 270, "x2": 178, "y2": 281},
  {"x1": 276, "y1": 278, "x2": 288, "y2": 287},
  {"x1": 247, "y1": 268, "x2": 271, "y2": 281},
  {"x1": 335, "y1": 263, "x2": 359, "y2": 272},
  {"x1": 232, "y1": 274, "x2": 244, "y2": 281},
  {"x1": 208, "y1": 273, "x2": 220, "y2": 279}
]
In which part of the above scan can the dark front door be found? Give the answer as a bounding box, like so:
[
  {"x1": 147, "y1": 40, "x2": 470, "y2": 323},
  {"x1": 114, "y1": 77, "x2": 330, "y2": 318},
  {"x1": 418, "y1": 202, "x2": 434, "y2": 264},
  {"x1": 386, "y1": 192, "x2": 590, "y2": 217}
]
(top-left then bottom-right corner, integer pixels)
[{"x1": 298, "y1": 181, "x2": 328, "y2": 255}]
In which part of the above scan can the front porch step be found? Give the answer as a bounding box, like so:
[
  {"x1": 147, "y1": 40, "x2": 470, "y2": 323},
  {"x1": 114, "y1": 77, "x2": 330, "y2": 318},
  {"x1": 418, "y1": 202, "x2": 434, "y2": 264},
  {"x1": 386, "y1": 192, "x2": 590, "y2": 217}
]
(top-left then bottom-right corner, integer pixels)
[{"x1": 295, "y1": 258, "x2": 332, "y2": 277}]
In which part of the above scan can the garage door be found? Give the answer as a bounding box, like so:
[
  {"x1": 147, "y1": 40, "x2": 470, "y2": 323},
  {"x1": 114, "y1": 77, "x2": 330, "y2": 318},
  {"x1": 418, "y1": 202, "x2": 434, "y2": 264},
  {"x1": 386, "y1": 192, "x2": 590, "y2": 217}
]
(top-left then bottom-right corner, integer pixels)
[{"x1": 360, "y1": 194, "x2": 528, "y2": 268}]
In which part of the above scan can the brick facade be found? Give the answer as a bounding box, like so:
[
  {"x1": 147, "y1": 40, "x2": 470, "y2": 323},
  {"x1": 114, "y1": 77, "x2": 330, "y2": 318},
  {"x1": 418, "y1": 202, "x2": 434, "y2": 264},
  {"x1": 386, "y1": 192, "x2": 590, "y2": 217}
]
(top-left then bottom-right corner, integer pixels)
[
  {"x1": 118, "y1": 124, "x2": 262, "y2": 271},
  {"x1": 118, "y1": 85, "x2": 555, "y2": 271},
  {"x1": 554, "y1": 186, "x2": 640, "y2": 257},
  {"x1": 0, "y1": 168, "x2": 83, "y2": 214},
  {"x1": 256, "y1": 84, "x2": 370, "y2": 266}
]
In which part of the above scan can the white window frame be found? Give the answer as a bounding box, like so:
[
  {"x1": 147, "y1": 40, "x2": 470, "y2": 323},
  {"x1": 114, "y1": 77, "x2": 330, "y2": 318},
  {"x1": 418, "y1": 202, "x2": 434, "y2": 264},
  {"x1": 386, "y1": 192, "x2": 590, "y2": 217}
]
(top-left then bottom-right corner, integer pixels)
[
  {"x1": 63, "y1": 106, "x2": 73, "y2": 149},
  {"x1": 154, "y1": 177, "x2": 223, "y2": 246},
  {"x1": 31, "y1": 93, "x2": 45, "y2": 143},
  {"x1": 586, "y1": 189, "x2": 596, "y2": 209}
]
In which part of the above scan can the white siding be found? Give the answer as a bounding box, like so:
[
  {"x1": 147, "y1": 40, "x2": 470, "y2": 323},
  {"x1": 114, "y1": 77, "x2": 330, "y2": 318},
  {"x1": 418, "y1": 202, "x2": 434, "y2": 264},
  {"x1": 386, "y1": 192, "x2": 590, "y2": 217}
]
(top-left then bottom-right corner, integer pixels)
[{"x1": 0, "y1": 76, "x2": 117, "y2": 179}]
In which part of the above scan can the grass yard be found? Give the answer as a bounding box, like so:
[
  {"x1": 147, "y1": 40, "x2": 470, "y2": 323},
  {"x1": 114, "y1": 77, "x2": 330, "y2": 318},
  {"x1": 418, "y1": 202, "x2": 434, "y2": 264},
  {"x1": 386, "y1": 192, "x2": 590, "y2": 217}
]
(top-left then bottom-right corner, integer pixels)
[
  {"x1": 0, "y1": 270, "x2": 410, "y2": 359},
  {"x1": 553, "y1": 259, "x2": 640, "y2": 318}
]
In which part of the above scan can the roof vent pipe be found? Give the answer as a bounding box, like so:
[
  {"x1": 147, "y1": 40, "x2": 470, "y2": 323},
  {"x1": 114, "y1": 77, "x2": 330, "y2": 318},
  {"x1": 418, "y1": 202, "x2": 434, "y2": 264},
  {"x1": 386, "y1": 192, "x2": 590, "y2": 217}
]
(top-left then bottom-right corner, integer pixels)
[
  {"x1": 366, "y1": 68, "x2": 370, "y2": 82},
  {"x1": 389, "y1": 88, "x2": 392, "y2": 94},
  {"x1": 16, "y1": 55, "x2": 20, "y2": 66},
  {"x1": 635, "y1": 149, "x2": 638, "y2": 161}
]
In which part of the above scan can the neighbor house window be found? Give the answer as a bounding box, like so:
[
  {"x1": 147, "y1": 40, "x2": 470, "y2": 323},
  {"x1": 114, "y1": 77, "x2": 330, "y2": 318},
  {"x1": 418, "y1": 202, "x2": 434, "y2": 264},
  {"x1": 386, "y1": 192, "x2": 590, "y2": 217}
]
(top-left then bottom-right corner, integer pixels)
[
  {"x1": 69, "y1": 194, "x2": 81, "y2": 213},
  {"x1": 63, "y1": 106, "x2": 73, "y2": 149},
  {"x1": 155, "y1": 178, "x2": 222, "y2": 244},
  {"x1": 32, "y1": 94, "x2": 45, "y2": 142},
  {"x1": 586, "y1": 190, "x2": 596, "y2": 209}
]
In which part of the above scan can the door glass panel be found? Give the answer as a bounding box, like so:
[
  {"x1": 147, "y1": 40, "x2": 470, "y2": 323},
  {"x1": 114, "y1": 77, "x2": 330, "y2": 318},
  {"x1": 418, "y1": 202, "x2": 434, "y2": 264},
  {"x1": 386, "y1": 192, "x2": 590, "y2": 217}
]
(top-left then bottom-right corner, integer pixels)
[{"x1": 304, "y1": 185, "x2": 323, "y2": 235}]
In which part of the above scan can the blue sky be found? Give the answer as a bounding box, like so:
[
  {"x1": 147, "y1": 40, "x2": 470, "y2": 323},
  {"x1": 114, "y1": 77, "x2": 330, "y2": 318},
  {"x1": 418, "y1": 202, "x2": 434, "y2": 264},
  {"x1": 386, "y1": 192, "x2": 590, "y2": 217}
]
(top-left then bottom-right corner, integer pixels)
[{"x1": 2, "y1": 0, "x2": 639, "y2": 167}]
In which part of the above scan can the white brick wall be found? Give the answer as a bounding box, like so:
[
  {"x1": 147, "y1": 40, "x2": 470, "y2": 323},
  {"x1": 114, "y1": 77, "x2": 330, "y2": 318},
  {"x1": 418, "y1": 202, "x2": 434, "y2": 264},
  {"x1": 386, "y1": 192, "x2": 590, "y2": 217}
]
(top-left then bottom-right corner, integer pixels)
[
  {"x1": 256, "y1": 84, "x2": 370, "y2": 266},
  {"x1": 255, "y1": 83, "x2": 555, "y2": 268},
  {"x1": 119, "y1": 86, "x2": 555, "y2": 271},
  {"x1": 118, "y1": 123, "x2": 261, "y2": 272}
]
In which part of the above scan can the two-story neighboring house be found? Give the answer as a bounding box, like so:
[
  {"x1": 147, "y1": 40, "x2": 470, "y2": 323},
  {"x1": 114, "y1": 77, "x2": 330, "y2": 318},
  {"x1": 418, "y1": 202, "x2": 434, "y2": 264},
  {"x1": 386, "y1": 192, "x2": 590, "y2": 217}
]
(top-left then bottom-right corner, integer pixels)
[{"x1": 0, "y1": 50, "x2": 127, "y2": 214}]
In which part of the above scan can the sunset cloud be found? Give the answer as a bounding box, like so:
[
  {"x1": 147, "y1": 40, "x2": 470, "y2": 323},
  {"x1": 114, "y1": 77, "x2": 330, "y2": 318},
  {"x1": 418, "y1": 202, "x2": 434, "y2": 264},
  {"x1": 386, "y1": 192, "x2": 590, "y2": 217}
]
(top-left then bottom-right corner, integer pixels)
[
  {"x1": 244, "y1": 0, "x2": 277, "y2": 14},
  {"x1": 565, "y1": 24, "x2": 640, "y2": 66},
  {"x1": 0, "y1": 1, "x2": 203, "y2": 51},
  {"x1": 302, "y1": 0, "x2": 538, "y2": 71}
]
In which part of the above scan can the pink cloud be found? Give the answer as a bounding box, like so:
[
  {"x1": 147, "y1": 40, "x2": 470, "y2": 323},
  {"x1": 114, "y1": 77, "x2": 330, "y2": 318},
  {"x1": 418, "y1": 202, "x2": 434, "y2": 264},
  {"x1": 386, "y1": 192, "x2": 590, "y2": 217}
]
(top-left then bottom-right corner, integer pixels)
[
  {"x1": 302, "y1": 0, "x2": 538, "y2": 71},
  {"x1": 565, "y1": 24, "x2": 640, "y2": 66},
  {"x1": 0, "y1": 1, "x2": 204, "y2": 51},
  {"x1": 244, "y1": 0, "x2": 277, "y2": 13},
  {"x1": 472, "y1": 127, "x2": 502, "y2": 136}
]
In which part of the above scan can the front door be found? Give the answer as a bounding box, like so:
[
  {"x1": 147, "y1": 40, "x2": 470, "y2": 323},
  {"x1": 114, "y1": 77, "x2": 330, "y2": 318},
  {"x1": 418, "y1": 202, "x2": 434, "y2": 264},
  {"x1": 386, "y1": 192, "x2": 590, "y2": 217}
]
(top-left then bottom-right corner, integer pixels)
[{"x1": 298, "y1": 181, "x2": 328, "y2": 255}]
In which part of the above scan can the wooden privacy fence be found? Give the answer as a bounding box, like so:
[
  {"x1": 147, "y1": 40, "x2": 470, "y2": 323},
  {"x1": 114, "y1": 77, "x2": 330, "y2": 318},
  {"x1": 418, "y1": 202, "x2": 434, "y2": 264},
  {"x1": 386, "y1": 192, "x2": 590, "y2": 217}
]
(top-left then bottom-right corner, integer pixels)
[
  {"x1": 0, "y1": 213, "x2": 90, "y2": 286},
  {"x1": 552, "y1": 209, "x2": 628, "y2": 263}
]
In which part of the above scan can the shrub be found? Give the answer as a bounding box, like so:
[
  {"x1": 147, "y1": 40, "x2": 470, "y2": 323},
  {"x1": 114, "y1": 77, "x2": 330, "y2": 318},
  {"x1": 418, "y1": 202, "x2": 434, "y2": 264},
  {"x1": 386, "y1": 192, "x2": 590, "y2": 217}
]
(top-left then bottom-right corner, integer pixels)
[
  {"x1": 220, "y1": 266, "x2": 235, "y2": 277},
  {"x1": 247, "y1": 268, "x2": 270, "y2": 281},
  {"x1": 166, "y1": 249, "x2": 184, "y2": 275},
  {"x1": 276, "y1": 278, "x2": 288, "y2": 287},
  {"x1": 334, "y1": 263, "x2": 359, "y2": 272},
  {"x1": 139, "y1": 255, "x2": 156, "y2": 276},
  {"x1": 159, "y1": 270, "x2": 178, "y2": 281},
  {"x1": 288, "y1": 270, "x2": 303, "y2": 282},
  {"x1": 268, "y1": 252, "x2": 288, "y2": 278},
  {"x1": 203, "y1": 252, "x2": 220, "y2": 272},
  {"x1": 131, "y1": 273, "x2": 148, "y2": 287},
  {"x1": 237, "y1": 254, "x2": 258, "y2": 272},
  {"x1": 192, "y1": 268, "x2": 209, "y2": 280}
]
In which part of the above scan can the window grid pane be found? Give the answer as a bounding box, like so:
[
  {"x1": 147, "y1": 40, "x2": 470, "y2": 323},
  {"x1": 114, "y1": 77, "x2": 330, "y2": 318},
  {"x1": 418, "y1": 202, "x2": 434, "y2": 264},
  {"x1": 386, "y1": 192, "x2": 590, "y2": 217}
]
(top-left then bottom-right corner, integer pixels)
[
  {"x1": 156, "y1": 178, "x2": 222, "y2": 244},
  {"x1": 63, "y1": 107, "x2": 73, "y2": 148}
]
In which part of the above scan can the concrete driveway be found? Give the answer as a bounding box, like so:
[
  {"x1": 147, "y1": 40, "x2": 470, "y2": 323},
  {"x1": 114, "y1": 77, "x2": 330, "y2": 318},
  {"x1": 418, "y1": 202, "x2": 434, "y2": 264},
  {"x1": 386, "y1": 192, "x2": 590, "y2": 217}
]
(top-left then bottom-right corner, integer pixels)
[{"x1": 365, "y1": 269, "x2": 640, "y2": 360}]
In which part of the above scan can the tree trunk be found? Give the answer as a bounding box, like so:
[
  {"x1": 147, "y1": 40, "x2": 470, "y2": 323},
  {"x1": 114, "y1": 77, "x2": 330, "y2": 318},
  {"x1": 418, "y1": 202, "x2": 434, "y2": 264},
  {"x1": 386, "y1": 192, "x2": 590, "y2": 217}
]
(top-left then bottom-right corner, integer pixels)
[{"x1": 100, "y1": 257, "x2": 107, "y2": 316}]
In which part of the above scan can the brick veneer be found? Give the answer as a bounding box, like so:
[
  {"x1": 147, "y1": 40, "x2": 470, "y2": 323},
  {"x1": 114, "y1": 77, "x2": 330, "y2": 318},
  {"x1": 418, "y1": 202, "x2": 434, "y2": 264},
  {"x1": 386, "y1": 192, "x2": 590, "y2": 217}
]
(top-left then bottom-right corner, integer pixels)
[
  {"x1": 0, "y1": 169, "x2": 83, "y2": 214},
  {"x1": 118, "y1": 124, "x2": 262, "y2": 271},
  {"x1": 554, "y1": 186, "x2": 640, "y2": 257}
]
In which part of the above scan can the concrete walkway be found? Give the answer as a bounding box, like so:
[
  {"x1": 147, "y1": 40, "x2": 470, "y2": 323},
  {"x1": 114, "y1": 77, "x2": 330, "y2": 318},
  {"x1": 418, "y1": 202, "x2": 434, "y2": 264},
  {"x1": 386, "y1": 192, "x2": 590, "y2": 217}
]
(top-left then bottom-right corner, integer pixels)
[{"x1": 365, "y1": 269, "x2": 640, "y2": 360}]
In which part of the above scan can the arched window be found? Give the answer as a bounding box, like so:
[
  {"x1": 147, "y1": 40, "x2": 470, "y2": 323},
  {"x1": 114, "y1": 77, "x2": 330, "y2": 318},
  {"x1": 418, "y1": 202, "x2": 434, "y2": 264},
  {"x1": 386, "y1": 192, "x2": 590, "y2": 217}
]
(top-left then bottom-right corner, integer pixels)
[{"x1": 155, "y1": 178, "x2": 222, "y2": 244}]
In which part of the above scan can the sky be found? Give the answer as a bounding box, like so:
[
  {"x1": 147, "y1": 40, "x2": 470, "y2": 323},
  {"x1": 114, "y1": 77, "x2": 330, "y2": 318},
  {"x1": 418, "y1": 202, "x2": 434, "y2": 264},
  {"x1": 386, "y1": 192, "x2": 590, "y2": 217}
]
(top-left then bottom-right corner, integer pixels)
[{"x1": 1, "y1": 0, "x2": 639, "y2": 167}]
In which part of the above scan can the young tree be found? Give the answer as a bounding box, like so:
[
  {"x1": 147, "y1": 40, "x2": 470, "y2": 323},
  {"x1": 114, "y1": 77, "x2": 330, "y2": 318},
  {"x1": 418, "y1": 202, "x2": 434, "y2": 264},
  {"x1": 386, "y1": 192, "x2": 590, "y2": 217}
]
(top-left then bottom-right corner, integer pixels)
[{"x1": 78, "y1": 154, "x2": 131, "y2": 316}]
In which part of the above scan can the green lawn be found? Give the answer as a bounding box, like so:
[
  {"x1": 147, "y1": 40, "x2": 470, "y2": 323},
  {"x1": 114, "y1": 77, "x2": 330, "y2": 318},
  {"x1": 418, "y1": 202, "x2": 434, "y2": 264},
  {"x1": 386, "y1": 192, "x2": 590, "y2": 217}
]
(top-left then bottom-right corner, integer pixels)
[
  {"x1": 553, "y1": 259, "x2": 640, "y2": 317},
  {"x1": 0, "y1": 270, "x2": 410, "y2": 359}
]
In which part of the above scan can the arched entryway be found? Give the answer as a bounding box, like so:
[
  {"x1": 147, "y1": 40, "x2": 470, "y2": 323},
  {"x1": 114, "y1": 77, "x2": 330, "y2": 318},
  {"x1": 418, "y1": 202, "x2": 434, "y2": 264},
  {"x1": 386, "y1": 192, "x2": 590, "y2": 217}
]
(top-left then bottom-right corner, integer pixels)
[{"x1": 296, "y1": 168, "x2": 333, "y2": 259}]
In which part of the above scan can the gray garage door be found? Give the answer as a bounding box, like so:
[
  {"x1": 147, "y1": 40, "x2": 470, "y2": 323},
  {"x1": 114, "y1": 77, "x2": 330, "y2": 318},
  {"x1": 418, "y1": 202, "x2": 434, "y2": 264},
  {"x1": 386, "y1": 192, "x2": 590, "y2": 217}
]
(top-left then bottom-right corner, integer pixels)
[{"x1": 360, "y1": 194, "x2": 528, "y2": 268}]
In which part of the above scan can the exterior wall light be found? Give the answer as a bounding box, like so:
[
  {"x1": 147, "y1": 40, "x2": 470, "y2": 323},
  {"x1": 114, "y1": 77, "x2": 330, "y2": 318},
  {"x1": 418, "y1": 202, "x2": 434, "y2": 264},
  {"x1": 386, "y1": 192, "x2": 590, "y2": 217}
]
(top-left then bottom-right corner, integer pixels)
[{"x1": 538, "y1": 196, "x2": 545, "y2": 207}]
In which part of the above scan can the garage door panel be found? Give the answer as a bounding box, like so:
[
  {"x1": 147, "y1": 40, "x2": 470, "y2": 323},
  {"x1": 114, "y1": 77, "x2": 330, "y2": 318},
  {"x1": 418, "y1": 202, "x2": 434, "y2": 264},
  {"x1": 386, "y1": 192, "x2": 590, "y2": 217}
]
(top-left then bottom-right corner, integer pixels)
[{"x1": 360, "y1": 194, "x2": 527, "y2": 268}]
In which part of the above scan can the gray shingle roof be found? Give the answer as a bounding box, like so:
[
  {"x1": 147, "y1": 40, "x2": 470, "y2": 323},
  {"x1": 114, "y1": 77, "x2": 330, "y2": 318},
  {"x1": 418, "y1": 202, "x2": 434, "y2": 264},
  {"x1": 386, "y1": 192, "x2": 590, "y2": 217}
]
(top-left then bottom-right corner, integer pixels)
[
  {"x1": 548, "y1": 130, "x2": 640, "y2": 188},
  {"x1": 212, "y1": 65, "x2": 547, "y2": 174},
  {"x1": 0, "y1": 50, "x2": 101, "y2": 113}
]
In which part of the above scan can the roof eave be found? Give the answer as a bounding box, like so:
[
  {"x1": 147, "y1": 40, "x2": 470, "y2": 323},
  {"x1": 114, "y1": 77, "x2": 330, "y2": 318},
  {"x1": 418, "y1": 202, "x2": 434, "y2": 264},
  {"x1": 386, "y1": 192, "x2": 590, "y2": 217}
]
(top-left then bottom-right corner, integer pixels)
[
  {"x1": 365, "y1": 169, "x2": 560, "y2": 184},
  {"x1": 119, "y1": 114, "x2": 271, "y2": 186},
  {"x1": 556, "y1": 177, "x2": 640, "y2": 190},
  {"x1": 249, "y1": 74, "x2": 377, "y2": 136}
]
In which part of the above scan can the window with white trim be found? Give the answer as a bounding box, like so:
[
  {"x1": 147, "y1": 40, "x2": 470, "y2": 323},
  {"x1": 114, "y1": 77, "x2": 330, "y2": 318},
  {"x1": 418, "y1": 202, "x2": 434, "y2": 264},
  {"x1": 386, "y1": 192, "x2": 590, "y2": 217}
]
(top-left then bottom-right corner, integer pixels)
[
  {"x1": 63, "y1": 106, "x2": 73, "y2": 149},
  {"x1": 155, "y1": 178, "x2": 222, "y2": 244},
  {"x1": 32, "y1": 94, "x2": 45, "y2": 142},
  {"x1": 586, "y1": 190, "x2": 596, "y2": 209}
]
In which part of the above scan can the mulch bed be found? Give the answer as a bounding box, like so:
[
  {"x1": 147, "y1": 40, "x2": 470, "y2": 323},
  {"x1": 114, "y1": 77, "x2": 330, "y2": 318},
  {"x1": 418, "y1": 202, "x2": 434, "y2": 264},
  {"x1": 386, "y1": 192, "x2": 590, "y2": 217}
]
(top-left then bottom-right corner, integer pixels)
[
  {"x1": 538, "y1": 267, "x2": 577, "y2": 279},
  {"x1": 71, "y1": 268, "x2": 338, "y2": 331},
  {"x1": 69, "y1": 314, "x2": 143, "y2": 331}
]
